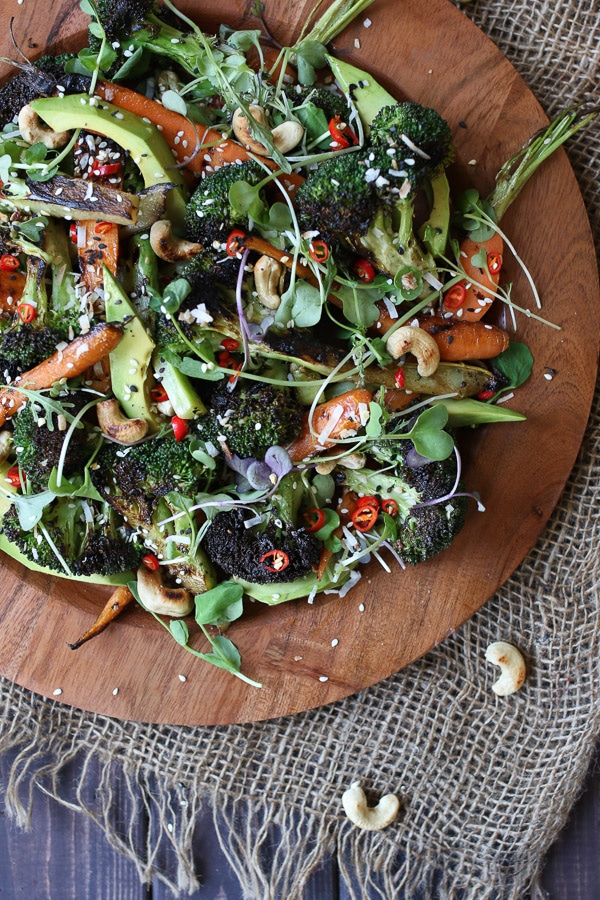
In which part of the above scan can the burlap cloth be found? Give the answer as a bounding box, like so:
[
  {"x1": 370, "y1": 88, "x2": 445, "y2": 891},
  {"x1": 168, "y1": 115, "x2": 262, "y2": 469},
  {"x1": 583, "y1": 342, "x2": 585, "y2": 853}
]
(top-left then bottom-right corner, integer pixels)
[{"x1": 1, "y1": 1, "x2": 599, "y2": 897}]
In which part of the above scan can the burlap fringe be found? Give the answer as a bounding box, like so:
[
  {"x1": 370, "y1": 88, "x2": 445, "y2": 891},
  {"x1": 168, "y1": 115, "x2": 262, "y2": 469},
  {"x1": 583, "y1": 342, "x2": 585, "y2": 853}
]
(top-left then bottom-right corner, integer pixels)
[{"x1": 1, "y1": 711, "x2": 554, "y2": 900}]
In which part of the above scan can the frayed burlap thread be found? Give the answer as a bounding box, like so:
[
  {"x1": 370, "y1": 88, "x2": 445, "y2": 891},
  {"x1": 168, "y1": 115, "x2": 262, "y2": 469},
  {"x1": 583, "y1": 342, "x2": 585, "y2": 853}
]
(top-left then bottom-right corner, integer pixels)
[{"x1": 1, "y1": 0, "x2": 600, "y2": 897}]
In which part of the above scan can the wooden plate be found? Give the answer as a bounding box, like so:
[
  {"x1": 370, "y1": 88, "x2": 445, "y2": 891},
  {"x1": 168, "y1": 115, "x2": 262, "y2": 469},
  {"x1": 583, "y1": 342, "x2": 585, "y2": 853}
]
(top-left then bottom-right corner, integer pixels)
[{"x1": 0, "y1": 0, "x2": 597, "y2": 725}]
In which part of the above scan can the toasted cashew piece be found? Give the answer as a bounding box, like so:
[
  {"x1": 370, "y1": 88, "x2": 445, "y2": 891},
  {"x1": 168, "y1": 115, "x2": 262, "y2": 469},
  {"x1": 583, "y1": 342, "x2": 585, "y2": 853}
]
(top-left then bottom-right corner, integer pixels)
[
  {"x1": 18, "y1": 105, "x2": 71, "y2": 149},
  {"x1": 254, "y1": 255, "x2": 285, "y2": 309},
  {"x1": 97, "y1": 399, "x2": 149, "y2": 445},
  {"x1": 485, "y1": 641, "x2": 526, "y2": 696},
  {"x1": 150, "y1": 219, "x2": 204, "y2": 261},
  {"x1": 342, "y1": 781, "x2": 400, "y2": 831},
  {"x1": 386, "y1": 325, "x2": 440, "y2": 377},
  {"x1": 232, "y1": 105, "x2": 304, "y2": 156},
  {"x1": 136, "y1": 565, "x2": 194, "y2": 617}
]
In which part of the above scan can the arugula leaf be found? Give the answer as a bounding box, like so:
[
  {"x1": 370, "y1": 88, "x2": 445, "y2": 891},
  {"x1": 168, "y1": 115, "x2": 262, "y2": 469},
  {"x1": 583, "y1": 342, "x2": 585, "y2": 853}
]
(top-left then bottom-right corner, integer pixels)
[
  {"x1": 492, "y1": 342, "x2": 534, "y2": 390},
  {"x1": 194, "y1": 581, "x2": 244, "y2": 626}
]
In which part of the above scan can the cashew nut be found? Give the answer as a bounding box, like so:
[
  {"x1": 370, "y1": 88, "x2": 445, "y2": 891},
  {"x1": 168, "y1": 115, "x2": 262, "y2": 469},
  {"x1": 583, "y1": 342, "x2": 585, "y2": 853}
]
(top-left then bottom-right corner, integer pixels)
[
  {"x1": 385, "y1": 325, "x2": 440, "y2": 377},
  {"x1": 150, "y1": 219, "x2": 204, "y2": 261},
  {"x1": 315, "y1": 452, "x2": 367, "y2": 475},
  {"x1": 254, "y1": 255, "x2": 285, "y2": 309},
  {"x1": 485, "y1": 641, "x2": 526, "y2": 696},
  {"x1": 342, "y1": 781, "x2": 400, "y2": 831},
  {"x1": 96, "y1": 399, "x2": 149, "y2": 445},
  {"x1": 232, "y1": 106, "x2": 304, "y2": 156},
  {"x1": 0, "y1": 430, "x2": 12, "y2": 464},
  {"x1": 18, "y1": 105, "x2": 71, "y2": 149},
  {"x1": 136, "y1": 565, "x2": 193, "y2": 617}
]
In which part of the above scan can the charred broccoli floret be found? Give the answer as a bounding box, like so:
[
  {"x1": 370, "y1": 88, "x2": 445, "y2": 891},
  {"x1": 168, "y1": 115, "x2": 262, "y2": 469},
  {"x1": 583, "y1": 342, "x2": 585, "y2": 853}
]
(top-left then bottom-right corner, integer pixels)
[
  {"x1": 11, "y1": 399, "x2": 93, "y2": 488},
  {"x1": 294, "y1": 152, "x2": 378, "y2": 263},
  {"x1": 196, "y1": 380, "x2": 304, "y2": 461},
  {"x1": 92, "y1": 434, "x2": 210, "y2": 510},
  {"x1": 1, "y1": 497, "x2": 143, "y2": 577},
  {"x1": 0, "y1": 55, "x2": 88, "y2": 128},
  {"x1": 202, "y1": 472, "x2": 321, "y2": 584},
  {"x1": 183, "y1": 160, "x2": 266, "y2": 247},
  {"x1": 91, "y1": 433, "x2": 216, "y2": 593}
]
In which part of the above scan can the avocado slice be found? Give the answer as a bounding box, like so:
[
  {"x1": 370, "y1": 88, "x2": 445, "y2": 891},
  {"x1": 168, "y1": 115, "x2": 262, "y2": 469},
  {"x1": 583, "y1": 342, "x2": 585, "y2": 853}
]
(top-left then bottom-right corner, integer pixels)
[
  {"x1": 325, "y1": 55, "x2": 396, "y2": 130},
  {"x1": 152, "y1": 351, "x2": 207, "y2": 419},
  {"x1": 29, "y1": 93, "x2": 187, "y2": 227},
  {"x1": 103, "y1": 267, "x2": 160, "y2": 431}
]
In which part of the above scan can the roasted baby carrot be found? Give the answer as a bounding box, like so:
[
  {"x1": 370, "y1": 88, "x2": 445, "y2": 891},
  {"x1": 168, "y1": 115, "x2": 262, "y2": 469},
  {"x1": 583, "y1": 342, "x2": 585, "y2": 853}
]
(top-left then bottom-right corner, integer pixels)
[
  {"x1": 68, "y1": 585, "x2": 135, "y2": 649},
  {"x1": 441, "y1": 231, "x2": 504, "y2": 321},
  {"x1": 417, "y1": 315, "x2": 509, "y2": 360},
  {"x1": 287, "y1": 388, "x2": 373, "y2": 462}
]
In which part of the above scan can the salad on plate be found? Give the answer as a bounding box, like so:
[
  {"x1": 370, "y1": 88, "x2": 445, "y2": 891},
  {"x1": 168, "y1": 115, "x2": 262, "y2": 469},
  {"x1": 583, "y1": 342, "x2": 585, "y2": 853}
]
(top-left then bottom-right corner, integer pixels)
[{"x1": 0, "y1": 0, "x2": 594, "y2": 684}]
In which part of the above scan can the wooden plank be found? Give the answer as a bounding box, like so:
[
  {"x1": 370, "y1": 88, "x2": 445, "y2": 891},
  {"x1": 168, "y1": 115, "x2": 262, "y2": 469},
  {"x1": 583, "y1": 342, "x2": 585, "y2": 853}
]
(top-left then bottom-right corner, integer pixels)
[{"x1": 0, "y1": 749, "x2": 148, "y2": 900}]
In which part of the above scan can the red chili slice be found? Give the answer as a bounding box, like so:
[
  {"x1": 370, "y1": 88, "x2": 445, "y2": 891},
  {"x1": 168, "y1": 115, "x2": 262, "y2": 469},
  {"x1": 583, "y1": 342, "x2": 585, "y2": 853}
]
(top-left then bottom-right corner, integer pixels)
[
  {"x1": 443, "y1": 283, "x2": 467, "y2": 309},
  {"x1": 353, "y1": 258, "x2": 376, "y2": 283},
  {"x1": 394, "y1": 367, "x2": 405, "y2": 389},
  {"x1": 221, "y1": 338, "x2": 240, "y2": 352},
  {"x1": 94, "y1": 162, "x2": 121, "y2": 177},
  {"x1": 260, "y1": 549, "x2": 290, "y2": 573},
  {"x1": 477, "y1": 389, "x2": 496, "y2": 401},
  {"x1": 17, "y1": 302, "x2": 37, "y2": 323},
  {"x1": 94, "y1": 221, "x2": 114, "y2": 235},
  {"x1": 0, "y1": 254, "x2": 19, "y2": 271},
  {"x1": 151, "y1": 384, "x2": 169, "y2": 403},
  {"x1": 142, "y1": 553, "x2": 160, "y2": 571},
  {"x1": 303, "y1": 508, "x2": 326, "y2": 533},
  {"x1": 487, "y1": 251, "x2": 503, "y2": 275},
  {"x1": 381, "y1": 498, "x2": 399, "y2": 517},
  {"x1": 328, "y1": 115, "x2": 358, "y2": 150},
  {"x1": 356, "y1": 495, "x2": 380, "y2": 511},
  {"x1": 309, "y1": 240, "x2": 329, "y2": 263},
  {"x1": 6, "y1": 466, "x2": 21, "y2": 488},
  {"x1": 226, "y1": 229, "x2": 246, "y2": 257},
  {"x1": 351, "y1": 504, "x2": 379, "y2": 532},
  {"x1": 171, "y1": 415, "x2": 189, "y2": 441}
]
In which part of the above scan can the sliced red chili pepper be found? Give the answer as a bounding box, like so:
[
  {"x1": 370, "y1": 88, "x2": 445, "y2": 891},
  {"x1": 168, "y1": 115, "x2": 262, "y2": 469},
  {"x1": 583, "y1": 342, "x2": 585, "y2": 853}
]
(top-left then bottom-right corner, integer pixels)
[
  {"x1": 221, "y1": 338, "x2": 240, "y2": 352},
  {"x1": 217, "y1": 350, "x2": 233, "y2": 366},
  {"x1": 94, "y1": 162, "x2": 122, "y2": 177},
  {"x1": 260, "y1": 549, "x2": 290, "y2": 573},
  {"x1": 142, "y1": 553, "x2": 160, "y2": 571},
  {"x1": 6, "y1": 466, "x2": 21, "y2": 488},
  {"x1": 487, "y1": 251, "x2": 503, "y2": 275},
  {"x1": 309, "y1": 240, "x2": 329, "y2": 263},
  {"x1": 328, "y1": 115, "x2": 358, "y2": 150},
  {"x1": 443, "y1": 283, "x2": 467, "y2": 310},
  {"x1": 381, "y1": 498, "x2": 399, "y2": 517},
  {"x1": 151, "y1": 384, "x2": 169, "y2": 403},
  {"x1": 356, "y1": 495, "x2": 380, "y2": 511},
  {"x1": 94, "y1": 221, "x2": 114, "y2": 235},
  {"x1": 0, "y1": 254, "x2": 19, "y2": 271},
  {"x1": 69, "y1": 223, "x2": 78, "y2": 243},
  {"x1": 17, "y1": 302, "x2": 37, "y2": 324},
  {"x1": 226, "y1": 229, "x2": 246, "y2": 257},
  {"x1": 351, "y1": 504, "x2": 379, "y2": 532},
  {"x1": 477, "y1": 389, "x2": 496, "y2": 401},
  {"x1": 353, "y1": 258, "x2": 376, "y2": 283},
  {"x1": 394, "y1": 367, "x2": 405, "y2": 389},
  {"x1": 302, "y1": 508, "x2": 326, "y2": 533},
  {"x1": 171, "y1": 415, "x2": 189, "y2": 441}
]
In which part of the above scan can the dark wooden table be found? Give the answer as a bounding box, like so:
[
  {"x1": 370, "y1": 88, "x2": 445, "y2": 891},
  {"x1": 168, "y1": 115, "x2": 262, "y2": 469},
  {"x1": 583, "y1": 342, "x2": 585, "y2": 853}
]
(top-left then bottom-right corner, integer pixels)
[{"x1": 0, "y1": 740, "x2": 598, "y2": 898}]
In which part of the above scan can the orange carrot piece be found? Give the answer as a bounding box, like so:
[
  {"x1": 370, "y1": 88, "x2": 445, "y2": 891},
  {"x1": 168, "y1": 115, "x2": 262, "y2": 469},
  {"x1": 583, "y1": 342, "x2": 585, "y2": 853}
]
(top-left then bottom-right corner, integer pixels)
[
  {"x1": 417, "y1": 315, "x2": 510, "y2": 360},
  {"x1": 287, "y1": 388, "x2": 373, "y2": 463},
  {"x1": 68, "y1": 585, "x2": 134, "y2": 649},
  {"x1": 441, "y1": 231, "x2": 504, "y2": 321},
  {"x1": 0, "y1": 321, "x2": 124, "y2": 425},
  {"x1": 0, "y1": 269, "x2": 26, "y2": 314}
]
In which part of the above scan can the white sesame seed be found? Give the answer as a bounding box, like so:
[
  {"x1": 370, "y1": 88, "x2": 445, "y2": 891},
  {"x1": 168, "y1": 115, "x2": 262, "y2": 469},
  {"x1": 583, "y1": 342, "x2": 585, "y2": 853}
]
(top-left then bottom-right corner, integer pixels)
[
  {"x1": 112, "y1": 688, "x2": 119, "y2": 696},
  {"x1": 178, "y1": 674, "x2": 187, "y2": 682},
  {"x1": 319, "y1": 675, "x2": 329, "y2": 682},
  {"x1": 358, "y1": 603, "x2": 365, "y2": 612},
  {"x1": 53, "y1": 688, "x2": 63, "y2": 696},
  {"x1": 331, "y1": 638, "x2": 339, "y2": 647}
]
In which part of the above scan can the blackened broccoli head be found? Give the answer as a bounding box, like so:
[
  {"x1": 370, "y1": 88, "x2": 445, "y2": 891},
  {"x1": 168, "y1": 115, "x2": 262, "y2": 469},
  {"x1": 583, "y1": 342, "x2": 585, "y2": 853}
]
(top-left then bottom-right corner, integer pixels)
[
  {"x1": 393, "y1": 497, "x2": 467, "y2": 566},
  {"x1": 369, "y1": 101, "x2": 454, "y2": 183},
  {"x1": 11, "y1": 397, "x2": 93, "y2": 487},
  {"x1": 196, "y1": 380, "x2": 303, "y2": 460},
  {"x1": 202, "y1": 507, "x2": 321, "y2": 583},
  {"x1": 184, "y1": 161, "x2": 265, "y2": 247},
  {"x1": 0, "y1": 323, "x2": 70, "y2": 381}
]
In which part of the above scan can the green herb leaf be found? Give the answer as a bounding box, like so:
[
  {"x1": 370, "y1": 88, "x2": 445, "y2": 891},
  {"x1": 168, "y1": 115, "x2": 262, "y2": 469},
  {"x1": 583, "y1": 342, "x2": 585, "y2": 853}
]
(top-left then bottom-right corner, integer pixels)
[
  {"x1": 169, "y1": 619, "x2": 190, "y2": 646},
  {"x1": 492, "y1": 341, "x2": 534, "y2": 390},
  {"x1": 194, "y1": 581, "x2": 244, "y2": 626},
  {"x1": 406, "y1": 405, "x2": 454, "y2": 461}
]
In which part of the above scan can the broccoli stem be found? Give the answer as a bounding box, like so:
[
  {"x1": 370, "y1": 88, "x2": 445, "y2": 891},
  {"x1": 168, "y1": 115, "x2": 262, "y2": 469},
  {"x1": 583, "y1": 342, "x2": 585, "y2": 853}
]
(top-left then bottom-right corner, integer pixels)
[
  {"x1": 21, "y1": 256, "x2": 49, "y2": 326},
  {"x1": 487, "y1": 103, "x2": 598, "y2": 221}
]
